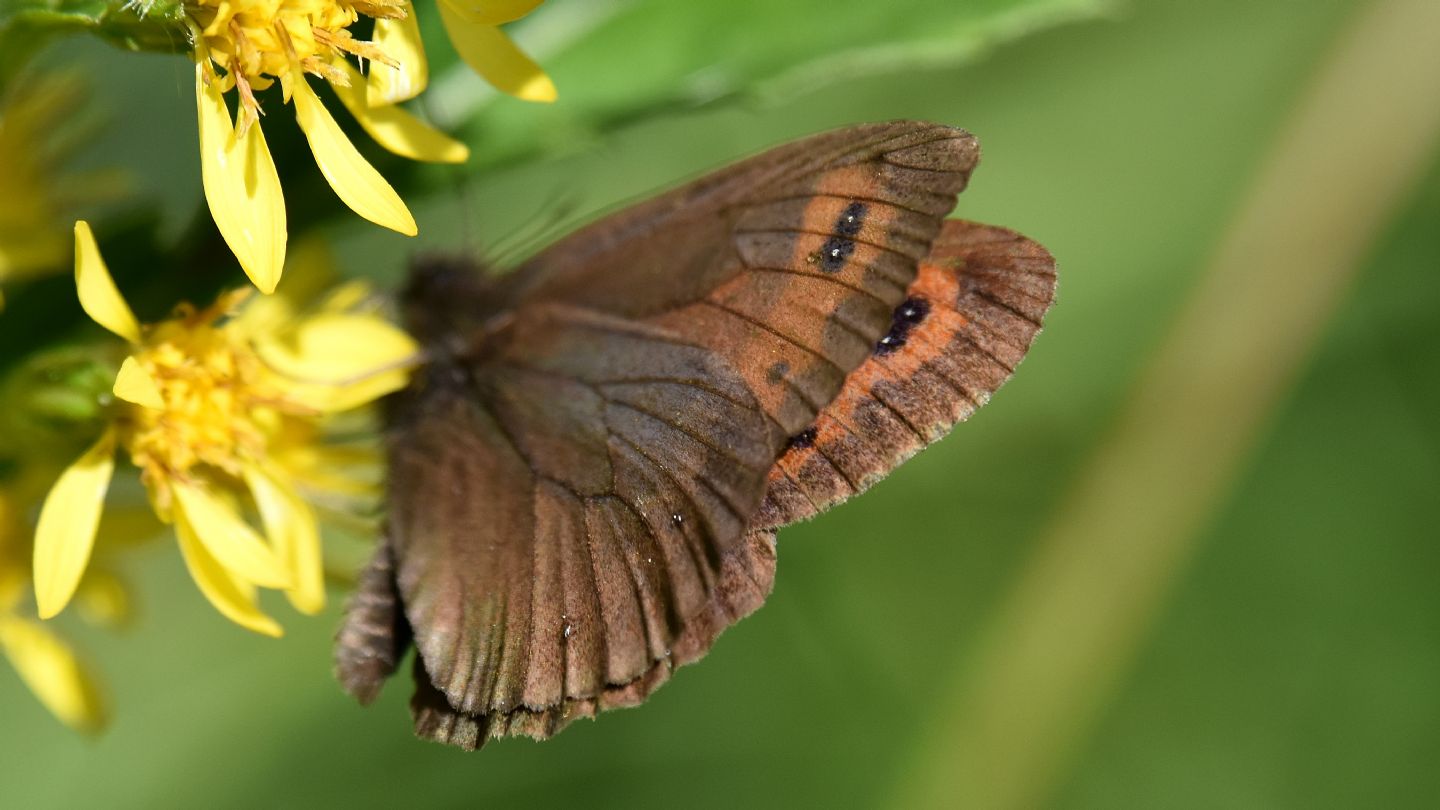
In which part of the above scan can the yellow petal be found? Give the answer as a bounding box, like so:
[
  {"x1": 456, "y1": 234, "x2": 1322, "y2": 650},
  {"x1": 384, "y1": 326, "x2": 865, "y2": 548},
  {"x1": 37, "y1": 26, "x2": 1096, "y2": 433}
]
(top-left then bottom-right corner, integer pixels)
[
  {"x1": 174, "y1": 509, "x2": 283, "y2": 637},
  {"x1": 300, "y1": 372, "x2": 412, "y2": 413},
  {"x1": 272, "y1": 441, "x2": 382, "y2": 501},
  {"x1": 73, "y1": 222, "x2": 140, "y2": 344},
  {"x1": 230, "y1": 236, "x2": 338, "y2": 337},
  {"x1": 368, "y1": 5, "x2": 428, "y2": 105},
  {"x1": 33, "y1": 429, "x2": 117, "y2": 619},
  {"x1": 292, "y1": 314, "x2": 420, "y2": 374},
  {"x1": 0, "y1": 617, "x2": 108, "y2": 732},
  {"x1": 197, "y1": 65, "x2": 287, "y2": 294},
  {"x1": 331, "y1": 60, "x2": 469, "y2": 164},
  {"x1": 291, "y1": 77, "x2": 418, "y2": 236},
  {"x1": 317, "y1": 279, "x2": 372, "y2": 313},
  {"x1": 440, "y1": 0, "x2": 543, "y2": 25},
  {"x1": 255, "y1": 313, "x2": 418, "y2": 412},
  {"x1": 112, "y1": 356, "x2": 164, "y2": 409},
  {"x1": 244, "y1": 466, "x2": 325, "y2": 615},
  {"x1": 436, "y1": 3, "x2": 557, "y2": 102},
  {"x1": 283, "y1": 497, "x2": 323, "y2": 613},
  {"x1": 172, "y1": 482, "x2": 292, "y2": 589}
]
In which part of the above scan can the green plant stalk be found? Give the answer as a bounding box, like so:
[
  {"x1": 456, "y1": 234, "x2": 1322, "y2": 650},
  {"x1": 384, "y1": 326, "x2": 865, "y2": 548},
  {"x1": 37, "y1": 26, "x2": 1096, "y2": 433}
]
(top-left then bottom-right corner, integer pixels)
[{"x1": 890, "y1": 0, "x2": 1440, "y2": 807}]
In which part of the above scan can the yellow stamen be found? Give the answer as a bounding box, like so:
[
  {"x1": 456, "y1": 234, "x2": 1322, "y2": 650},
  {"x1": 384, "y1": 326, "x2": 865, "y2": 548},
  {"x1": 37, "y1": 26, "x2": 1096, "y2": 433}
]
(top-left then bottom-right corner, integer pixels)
[{"x1": 186, "y1": 0, "x2": 405, "y2": 128}]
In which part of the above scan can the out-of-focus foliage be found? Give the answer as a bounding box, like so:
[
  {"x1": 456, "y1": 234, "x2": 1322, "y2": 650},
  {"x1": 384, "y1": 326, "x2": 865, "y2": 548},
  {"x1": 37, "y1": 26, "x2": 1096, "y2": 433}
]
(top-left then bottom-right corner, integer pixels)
[
  {"x1": 1, "y1": 0, "x2": 1437, "y2": 808},
  {"x1": 433, "y1": 0, "x2": 1111, "y2": 168},
  {"x1": 0, "y1": 0, "x2": 185, "y2": 89}
]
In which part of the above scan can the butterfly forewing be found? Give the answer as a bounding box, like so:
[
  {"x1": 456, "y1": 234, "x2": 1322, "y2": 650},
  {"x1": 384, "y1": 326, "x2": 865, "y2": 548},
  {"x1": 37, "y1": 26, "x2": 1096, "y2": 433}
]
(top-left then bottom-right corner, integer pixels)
[
  {"x1": 336, "y1": 122, "x2": 1053, "y2": 750},
  {"x1": 506, "y1": 123, "x2": 980, "y2": 438}
]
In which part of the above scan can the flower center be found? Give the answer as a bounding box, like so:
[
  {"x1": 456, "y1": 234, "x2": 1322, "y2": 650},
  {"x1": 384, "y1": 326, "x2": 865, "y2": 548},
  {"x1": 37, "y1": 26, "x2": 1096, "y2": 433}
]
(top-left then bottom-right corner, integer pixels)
[
  {"x1": 119, "y1": 305, "x2": 290, "y2": 506},
  {"x1": 186, "y1": 0, "x2": 406, "y2": 127}
]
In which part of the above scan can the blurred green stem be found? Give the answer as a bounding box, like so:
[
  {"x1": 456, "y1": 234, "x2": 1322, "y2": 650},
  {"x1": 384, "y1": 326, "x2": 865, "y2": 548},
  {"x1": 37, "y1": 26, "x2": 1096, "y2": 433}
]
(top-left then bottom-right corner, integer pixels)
[{"x1": 890, "y1": 1, "x2": 1440, "y2": 807}]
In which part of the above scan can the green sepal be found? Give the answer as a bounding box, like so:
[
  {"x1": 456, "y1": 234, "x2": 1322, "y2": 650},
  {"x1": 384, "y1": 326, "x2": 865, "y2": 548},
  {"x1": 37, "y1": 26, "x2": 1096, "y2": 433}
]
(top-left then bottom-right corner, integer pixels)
[{"x1": 0, "y1": 344, "x2": 120, "y2": 460}]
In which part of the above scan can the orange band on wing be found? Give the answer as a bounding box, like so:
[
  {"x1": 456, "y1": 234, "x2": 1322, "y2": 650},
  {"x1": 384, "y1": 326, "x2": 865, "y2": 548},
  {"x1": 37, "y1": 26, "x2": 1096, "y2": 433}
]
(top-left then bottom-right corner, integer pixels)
[{"x1": 754, "y1": 219, "x2": 1057, "y2": 530}]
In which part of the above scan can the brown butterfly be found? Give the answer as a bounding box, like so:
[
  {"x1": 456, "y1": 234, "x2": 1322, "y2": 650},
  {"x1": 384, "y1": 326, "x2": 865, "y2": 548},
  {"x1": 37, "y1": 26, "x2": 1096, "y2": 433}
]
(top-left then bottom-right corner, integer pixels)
[{"x1": 334, "y1": 121, "x2": 1057, "y2": 749}]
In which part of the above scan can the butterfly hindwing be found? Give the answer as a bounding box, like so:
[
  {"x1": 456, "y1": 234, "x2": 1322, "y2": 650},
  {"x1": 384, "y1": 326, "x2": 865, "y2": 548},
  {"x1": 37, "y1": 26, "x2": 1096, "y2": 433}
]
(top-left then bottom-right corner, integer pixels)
[{"x1": 366, "y1": 304, "x2": 780, "y2": 748}]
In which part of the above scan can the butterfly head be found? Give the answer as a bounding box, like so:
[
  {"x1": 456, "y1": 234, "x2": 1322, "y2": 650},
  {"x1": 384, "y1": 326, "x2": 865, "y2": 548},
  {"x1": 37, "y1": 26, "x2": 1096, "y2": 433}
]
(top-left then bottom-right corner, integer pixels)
[{"x1": 401, "y1": 254, "x2": 504, "y2": 350}]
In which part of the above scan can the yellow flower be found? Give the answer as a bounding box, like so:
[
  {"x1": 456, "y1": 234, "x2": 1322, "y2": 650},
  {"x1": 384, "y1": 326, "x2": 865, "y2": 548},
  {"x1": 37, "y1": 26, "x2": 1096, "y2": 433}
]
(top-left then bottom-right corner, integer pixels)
[
  {"x1": 184, "y1": 0, "x2": 474, "y2": 293},
  {"x1": 32, "y1": 222, "x2": 417, "y2": 636},
  {"x1": 0, "y1": 487, "x2": 108, "y2": 733},
  {"x1": 430, "y1": 0, "x2": 557, "y2": 104},
  {"x1": 362, "y1": 0, "x2": 555, "y2": 106}
]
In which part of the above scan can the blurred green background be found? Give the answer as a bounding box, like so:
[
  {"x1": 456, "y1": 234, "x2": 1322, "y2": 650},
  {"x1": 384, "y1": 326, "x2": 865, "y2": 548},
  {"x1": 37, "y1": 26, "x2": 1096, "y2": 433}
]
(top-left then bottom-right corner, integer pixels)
[{"x1": 2, "y1": 0, "x2": 1438, "y2": 807}]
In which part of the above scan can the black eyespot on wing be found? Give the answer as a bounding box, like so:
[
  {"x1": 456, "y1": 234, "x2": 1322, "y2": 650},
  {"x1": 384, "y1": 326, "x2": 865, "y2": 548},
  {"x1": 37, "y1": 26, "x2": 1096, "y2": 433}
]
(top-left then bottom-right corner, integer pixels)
[
  {"x1": 818, "y1": 237, "x2": 856, "y2": 273},
  {"x1": 875, "y1": 296, "x2": 930, "y2": 356},
  {"x1": 895, "y1": 297, "x2": 930, "y2": 325},
  {"x1": 836, "y1": 201, "x2": 867, "y2": 236},
  {"x1": 817, "y1": 201, "x2": 868, "y2": 273},
  {"x1": 785, "y1": 426, "x2": 818, "y2": 451}
]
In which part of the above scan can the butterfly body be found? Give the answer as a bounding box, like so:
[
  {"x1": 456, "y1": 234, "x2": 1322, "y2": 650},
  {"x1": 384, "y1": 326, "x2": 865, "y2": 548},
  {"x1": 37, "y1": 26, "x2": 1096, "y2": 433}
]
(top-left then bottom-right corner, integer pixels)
[{"x1": 336, "y1": 122, "x2": 1056, "y2": 748}]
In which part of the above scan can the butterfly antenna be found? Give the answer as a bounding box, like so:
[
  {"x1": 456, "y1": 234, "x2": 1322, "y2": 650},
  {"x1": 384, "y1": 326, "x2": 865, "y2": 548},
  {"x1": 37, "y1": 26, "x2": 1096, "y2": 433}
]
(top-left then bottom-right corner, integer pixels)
[
  {"x1": 452, "y1": 172, "x2": 481, "y2": 256},
  {"x1": 256, "y1": 347, "x2": 432, "y2": 390}
]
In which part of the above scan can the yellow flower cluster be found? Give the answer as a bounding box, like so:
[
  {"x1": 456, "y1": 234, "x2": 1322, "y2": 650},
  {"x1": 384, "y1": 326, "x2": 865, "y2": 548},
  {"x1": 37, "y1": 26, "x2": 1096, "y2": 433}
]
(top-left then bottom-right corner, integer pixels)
[
  {"x1": 0, "y1": 0, "x2": 555, "y2": 735},
  {"x1": 32, "y1": 224, "x2": 416, "y2": 636},
  {"x1": 185, "y1": 0, "x2": 553, "y2": 291}
]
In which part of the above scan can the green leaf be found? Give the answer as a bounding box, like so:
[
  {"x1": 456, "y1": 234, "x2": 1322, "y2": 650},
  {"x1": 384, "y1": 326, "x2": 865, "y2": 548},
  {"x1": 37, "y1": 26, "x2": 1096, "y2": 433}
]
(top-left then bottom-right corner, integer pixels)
[{"x1": 429, "y1": 0, "x2": 1111, "y2": 169}]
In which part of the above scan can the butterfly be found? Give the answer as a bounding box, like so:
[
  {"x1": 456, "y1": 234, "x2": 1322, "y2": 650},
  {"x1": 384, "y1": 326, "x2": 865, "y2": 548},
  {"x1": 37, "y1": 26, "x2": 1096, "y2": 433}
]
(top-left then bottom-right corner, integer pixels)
[{"x1": 334, "y1": 121, "x2": 1057, "y2": 749}]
